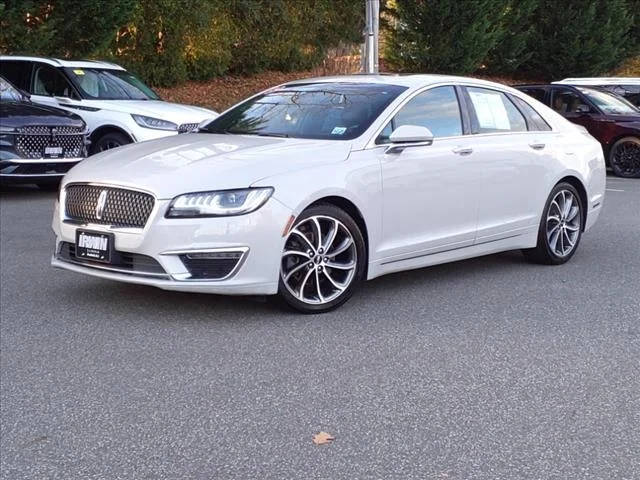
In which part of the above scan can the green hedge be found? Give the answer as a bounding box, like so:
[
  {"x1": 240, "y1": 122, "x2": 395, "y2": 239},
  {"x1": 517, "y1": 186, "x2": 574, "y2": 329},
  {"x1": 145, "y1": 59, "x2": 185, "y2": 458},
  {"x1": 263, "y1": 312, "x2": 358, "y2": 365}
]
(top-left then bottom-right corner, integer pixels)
[
  {"x1": 1, "y1": 0, "x2": 638, "y2": 86},
  {"x1": 0, "y1": 0, "x2": 364, "y2": 87},
  {"x1": 385, "y1": 0, "x2": 639, "y2": 79}
]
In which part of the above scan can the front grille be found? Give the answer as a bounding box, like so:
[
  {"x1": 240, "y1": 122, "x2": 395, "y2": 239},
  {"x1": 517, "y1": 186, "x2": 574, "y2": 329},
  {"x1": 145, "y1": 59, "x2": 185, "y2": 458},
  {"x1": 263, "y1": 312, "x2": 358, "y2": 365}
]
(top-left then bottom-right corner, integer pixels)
[
  {"x1": 179, "y1": 251, "x2": 244, "y2": 279},
  {"x1": 58, "y1": 242, "x2": 166, "y2": 276},
  {"x1": 65, "y1": 184, "x2": 155, "y2": 228},
  {"x1": 178, "y1": 123, "x2": 199, "y2": 133},
  {"x1": 16, "y1": 126, "x2": 85, "y2": 159}
]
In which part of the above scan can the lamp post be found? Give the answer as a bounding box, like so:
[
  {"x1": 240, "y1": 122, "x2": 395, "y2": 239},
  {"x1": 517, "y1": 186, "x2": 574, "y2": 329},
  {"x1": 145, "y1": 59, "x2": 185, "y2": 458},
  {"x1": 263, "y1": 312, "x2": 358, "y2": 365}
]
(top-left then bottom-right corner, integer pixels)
[{"x1": 363, "y1": 0, "x2": 380, "y2": 74}]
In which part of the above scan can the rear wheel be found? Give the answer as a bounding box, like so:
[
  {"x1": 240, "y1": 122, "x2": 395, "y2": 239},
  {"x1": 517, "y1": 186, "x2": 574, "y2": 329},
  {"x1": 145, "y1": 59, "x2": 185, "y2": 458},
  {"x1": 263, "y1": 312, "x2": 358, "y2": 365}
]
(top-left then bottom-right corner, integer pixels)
[
  {"x1": 92, "y1": 132, "x2": 131, "y2": 154},
  {"x1": 522, "y1": 182, "x2": 583, "y2": 265},
  {"x1": 609, "y1": 137, "x2": 640, "y2": 178},
  {"x1": 278, "y1": 204, "x2": 366, "y2": 313}
]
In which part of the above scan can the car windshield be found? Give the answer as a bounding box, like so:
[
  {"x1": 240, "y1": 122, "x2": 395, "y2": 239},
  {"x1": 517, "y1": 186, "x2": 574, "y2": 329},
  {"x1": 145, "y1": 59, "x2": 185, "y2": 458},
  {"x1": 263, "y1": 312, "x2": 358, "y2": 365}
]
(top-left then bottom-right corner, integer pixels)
[
  {"x1": 578, "y1": 87, "x2": 638, "y2": 115},
  {"x1": 201, "y1": 82, "x2": 408, "y2": 140},
  {"x1": 0, "y1": 76, "x2": 24, "y2": 102},
  {"x1": 64, "y1": 67, "x2": 160, "y2": 100}
]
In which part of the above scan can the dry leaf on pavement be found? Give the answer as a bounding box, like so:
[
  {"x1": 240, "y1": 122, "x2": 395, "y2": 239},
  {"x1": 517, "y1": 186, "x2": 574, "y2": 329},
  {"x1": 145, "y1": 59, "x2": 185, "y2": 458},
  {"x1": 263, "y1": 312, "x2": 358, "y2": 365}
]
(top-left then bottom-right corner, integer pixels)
[{"x1": 312, "y1": 432, "x2": 335, "y2": 445}]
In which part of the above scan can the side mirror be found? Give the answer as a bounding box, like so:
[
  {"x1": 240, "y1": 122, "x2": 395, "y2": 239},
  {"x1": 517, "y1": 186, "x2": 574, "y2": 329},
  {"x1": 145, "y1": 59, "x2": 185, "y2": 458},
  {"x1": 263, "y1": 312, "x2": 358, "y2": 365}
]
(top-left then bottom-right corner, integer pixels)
[
  {"x1": 576, "y1": 104, "x2": 591, "y2": 114},
  {"x1": 385, "y1": 125, "x2": 434, "y2": 154}
]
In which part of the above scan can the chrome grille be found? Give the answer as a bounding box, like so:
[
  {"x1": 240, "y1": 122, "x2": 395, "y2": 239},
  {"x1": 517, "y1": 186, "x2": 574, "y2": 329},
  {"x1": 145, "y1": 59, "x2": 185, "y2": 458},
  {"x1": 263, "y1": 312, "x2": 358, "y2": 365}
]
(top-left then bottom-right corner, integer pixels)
[
  {"x1": 16, "y1": 125, "x2": 85, "y2": 159},
  {"x1": 65, "y1": 185, "x2": 155, "y2": 228},
  {"x1": 178, "y1": 123, "x2": 199, "y2": 133}
]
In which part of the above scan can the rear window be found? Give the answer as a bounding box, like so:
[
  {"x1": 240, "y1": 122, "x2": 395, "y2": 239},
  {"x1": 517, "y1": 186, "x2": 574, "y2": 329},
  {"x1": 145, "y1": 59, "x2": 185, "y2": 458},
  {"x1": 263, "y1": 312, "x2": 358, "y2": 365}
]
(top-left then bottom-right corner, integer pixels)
[
  {"x1": 519, "y1": 87, "x2": 547, "y2": 103},
  {"x1": 511, "y1": 96, "x2": 552, "y2": 131},
  {"x1": 0, "y1": 61, "x2": 31, "y2": 90}
]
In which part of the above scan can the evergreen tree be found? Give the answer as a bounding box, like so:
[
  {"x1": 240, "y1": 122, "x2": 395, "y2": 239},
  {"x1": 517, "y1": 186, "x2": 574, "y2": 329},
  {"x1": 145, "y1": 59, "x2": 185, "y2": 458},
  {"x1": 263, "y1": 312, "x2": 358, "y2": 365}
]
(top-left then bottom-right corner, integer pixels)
[
  {"x1": 525, "y1": 0, "x2": 635, "y2": 79},
  {"x1": 384, "y1": 0, "x2": 510, "y2": 74},
  {"x1": 485, "y1": 0, "x2": 538, "y2": 75}
]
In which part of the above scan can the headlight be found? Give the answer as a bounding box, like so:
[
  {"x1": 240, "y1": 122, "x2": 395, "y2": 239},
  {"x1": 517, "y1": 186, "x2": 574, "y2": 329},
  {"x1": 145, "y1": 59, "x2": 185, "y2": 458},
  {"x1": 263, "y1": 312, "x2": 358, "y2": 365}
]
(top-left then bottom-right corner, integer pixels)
[
  {"x1": 166, "y1": 187, "x2": 274, "y2": 218},
  {"x1": 132, "y1": 114, "x2": 178, "y2": 131}
]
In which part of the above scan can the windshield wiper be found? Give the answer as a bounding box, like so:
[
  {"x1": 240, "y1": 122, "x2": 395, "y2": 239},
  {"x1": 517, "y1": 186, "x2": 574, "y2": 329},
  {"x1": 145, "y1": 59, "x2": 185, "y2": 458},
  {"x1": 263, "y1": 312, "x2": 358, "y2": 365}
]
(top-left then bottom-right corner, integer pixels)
[{"x1": 255, "y1": 132, "x2": 290, "y2": 138}]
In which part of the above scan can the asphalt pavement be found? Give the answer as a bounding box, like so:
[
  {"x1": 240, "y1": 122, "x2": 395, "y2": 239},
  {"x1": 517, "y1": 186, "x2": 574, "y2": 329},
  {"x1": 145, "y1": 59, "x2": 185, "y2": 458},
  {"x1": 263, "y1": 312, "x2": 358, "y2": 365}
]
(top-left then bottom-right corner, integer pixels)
[{"x1": 1, "y1": 176, "x2": 639, "y2": 479}]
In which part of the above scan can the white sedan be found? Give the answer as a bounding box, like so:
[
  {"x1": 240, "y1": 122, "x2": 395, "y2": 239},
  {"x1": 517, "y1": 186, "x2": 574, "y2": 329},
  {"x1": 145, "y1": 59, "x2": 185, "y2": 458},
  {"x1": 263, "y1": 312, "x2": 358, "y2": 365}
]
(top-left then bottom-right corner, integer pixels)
[{"x1": 52, "y1": 75, "x2": 606, "y2": 313}]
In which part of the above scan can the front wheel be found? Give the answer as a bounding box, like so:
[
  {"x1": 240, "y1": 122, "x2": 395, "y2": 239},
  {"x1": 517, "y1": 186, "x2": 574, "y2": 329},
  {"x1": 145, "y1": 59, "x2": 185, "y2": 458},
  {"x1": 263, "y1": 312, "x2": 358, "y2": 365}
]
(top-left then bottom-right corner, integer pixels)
[
  {"x1": 609, "y1": 137, "x2": 640, "y2": 178},
  {"x1": 522, "y1": 182, "x2": 584, "y2": 265},
  {"x1": 278, "y1": 204, "x2": 366, "y2": 313},
  {"x1": 91, "y1": 132, "x2": 131, "y2": 155}
]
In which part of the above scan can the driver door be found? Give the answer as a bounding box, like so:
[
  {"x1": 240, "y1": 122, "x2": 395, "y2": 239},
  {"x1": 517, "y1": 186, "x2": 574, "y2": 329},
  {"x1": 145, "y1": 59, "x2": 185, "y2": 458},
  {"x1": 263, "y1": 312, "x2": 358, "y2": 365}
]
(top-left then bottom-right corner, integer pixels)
[{"x1": 375, "y1": 86, "x2": 480, "y2": 261}]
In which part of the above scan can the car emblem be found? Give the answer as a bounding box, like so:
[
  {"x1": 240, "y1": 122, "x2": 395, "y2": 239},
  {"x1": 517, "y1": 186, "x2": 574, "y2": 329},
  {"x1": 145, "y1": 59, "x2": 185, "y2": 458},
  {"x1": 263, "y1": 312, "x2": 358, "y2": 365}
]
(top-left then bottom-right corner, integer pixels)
[{"x1": 96, "y1": 190, "x2": 108, "y2": 220}]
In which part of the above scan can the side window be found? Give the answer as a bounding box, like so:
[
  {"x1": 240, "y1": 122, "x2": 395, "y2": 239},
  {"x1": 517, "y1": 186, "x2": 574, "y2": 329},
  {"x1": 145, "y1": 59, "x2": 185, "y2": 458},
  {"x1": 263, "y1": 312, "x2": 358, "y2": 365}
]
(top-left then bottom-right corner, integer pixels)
[
  {"x1": 393, "y1": 86, "x2": 463, "y2": 138},
  {"x1": 0, "y1": 61, "x2": 32, "y2": 90},
  {"x1": 466, "y1": 87, "x2": 527, "y2": 133},
  {"x1": 550, "y1": 88, "x2": 591, "y2": 114},
  {"x1": 511, "y1": 96, "x2": 552, "y2": 131},
  {"x1": 520, "y1": 87, "x2": 547, "y2": 103},
  {"x1": 33, "y1": 64, "x2": 75, "y2": 98}
]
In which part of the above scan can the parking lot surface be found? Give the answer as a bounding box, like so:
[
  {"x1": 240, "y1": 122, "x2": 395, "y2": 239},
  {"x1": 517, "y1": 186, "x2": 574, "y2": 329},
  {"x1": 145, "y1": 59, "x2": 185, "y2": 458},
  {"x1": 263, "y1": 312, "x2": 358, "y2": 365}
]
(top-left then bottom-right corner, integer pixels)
[{"x1": 1, "y1": 176, "x2": 639, "y2": 479}]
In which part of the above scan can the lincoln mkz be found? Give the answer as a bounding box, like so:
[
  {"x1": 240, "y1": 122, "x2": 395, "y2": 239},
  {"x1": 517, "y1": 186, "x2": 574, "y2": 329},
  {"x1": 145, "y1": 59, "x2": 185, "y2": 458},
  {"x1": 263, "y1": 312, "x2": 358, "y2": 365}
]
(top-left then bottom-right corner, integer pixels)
[{"x1": 52, "y1": 75, "x2": 606, "y2": 312}]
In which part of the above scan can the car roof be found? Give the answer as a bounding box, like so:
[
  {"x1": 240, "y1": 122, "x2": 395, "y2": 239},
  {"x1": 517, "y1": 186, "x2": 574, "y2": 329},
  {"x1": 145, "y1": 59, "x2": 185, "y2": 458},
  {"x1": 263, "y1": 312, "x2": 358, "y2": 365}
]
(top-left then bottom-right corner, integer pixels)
[
  {"x1": 0, "y1": 55, "x2": 125, "y2": 71},
  {"x1": 283, "y1": 74, "x2": 518, "y2": 91},
  {"x1": 554, "y1": 77, "x2": 640, "y2": 85}
]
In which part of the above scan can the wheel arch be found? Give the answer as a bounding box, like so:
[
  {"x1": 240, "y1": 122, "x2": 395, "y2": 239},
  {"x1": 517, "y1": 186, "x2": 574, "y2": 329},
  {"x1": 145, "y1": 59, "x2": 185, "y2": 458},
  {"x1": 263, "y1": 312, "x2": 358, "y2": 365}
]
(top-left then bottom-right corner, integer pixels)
[
  {"x1": 306, "y1": 195, "x2": 370, "y2": 270},
  {"x1": 89, "y1": 125, "x2": 134, "y2": 152},
  {"x1": 556, "y1": 175, "x2": 588, "y2": 231},
  {"x1": 604, "y1": 134, "x2": 640, "y2": 160}
]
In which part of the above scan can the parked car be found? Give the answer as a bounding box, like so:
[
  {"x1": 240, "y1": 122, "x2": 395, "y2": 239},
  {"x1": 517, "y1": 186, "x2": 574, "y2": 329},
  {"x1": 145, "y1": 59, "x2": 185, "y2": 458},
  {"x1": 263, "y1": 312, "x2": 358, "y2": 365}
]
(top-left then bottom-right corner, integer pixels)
[
  {"x1": 0, "y1": 75, "x2": 88, "y2": 188},
  {"x1": 553, "y1": 78, "x2": 640, "y2": 107},
  {"x1": 52, "y1": 75, "x2": 605, "y2": 313},
  {"x1": 516, "y1": 83, "x2": 640, "y2": 178},
  {"x1": 0, "y1": 56, "x2": 217, "y2": 154}
]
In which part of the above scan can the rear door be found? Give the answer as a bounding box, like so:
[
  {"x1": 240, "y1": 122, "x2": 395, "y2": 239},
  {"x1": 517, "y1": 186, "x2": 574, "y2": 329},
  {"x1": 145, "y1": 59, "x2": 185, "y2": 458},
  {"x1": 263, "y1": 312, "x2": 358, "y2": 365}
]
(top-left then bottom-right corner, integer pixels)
[{"x1": 462, "y1": 86, "x2": 553, "y2": 243}]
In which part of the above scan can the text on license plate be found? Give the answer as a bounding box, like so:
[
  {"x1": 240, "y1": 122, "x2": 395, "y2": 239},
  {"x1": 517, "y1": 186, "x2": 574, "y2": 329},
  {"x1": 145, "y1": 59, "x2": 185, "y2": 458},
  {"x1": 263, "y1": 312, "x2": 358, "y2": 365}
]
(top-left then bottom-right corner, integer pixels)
[
  {"x1": 75, "y1": 230, "x2": 112, "y2": 263},
  {"x1": 45, "y1": 146, "x2": 63, "y2": 156}
]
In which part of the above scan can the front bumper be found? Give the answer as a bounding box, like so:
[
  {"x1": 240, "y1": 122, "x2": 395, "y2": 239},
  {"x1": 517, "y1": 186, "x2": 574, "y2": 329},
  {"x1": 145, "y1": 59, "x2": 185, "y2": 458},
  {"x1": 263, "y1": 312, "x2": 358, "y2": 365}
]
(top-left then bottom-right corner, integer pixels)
[
  {"x1": 51, "y1": 196, "x2": 292, "y2": 295},
  {"x1": 1, "y1": 157, "x2": 84, "y2": 184}
]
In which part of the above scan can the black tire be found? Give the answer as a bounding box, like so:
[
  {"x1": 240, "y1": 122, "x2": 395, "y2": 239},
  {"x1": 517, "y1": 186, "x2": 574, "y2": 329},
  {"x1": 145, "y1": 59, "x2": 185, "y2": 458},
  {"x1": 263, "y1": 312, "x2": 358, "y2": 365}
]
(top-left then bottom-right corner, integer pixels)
[
  {"x1": 91, "y1": 132, "x2": 131, "y2": 155},
  {"x1": 277, "y1": 204, "x2": 367, "y2": 314},
  {"x1": 522, "y1": 182, "x2": 584, "y2": 265},
  {"x1": 609, "y1": 136, "x2": 640, "y2": 178}
]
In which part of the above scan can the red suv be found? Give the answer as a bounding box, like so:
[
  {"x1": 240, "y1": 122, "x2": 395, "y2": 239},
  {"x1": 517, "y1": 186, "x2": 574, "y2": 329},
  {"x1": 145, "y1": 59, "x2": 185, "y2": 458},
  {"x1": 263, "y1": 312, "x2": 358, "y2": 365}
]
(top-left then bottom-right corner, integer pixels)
[{"x1": 515, "y1": 84, "x2": 640, "y2": 178}]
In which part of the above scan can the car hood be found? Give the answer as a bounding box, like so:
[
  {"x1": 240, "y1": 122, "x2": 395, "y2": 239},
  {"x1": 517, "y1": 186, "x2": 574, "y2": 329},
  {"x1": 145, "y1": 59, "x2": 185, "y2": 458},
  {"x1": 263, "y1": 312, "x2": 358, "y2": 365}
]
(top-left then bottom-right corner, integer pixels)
[
  {"x1": 0, "y1": 100, "x2": 85, "y2": 129},
  {"x1": 80, "y1": 99, "x2": 217, "y2": 124},
  {"x1": 64, "y1": 133, "x2": 352, "y2": 199}
]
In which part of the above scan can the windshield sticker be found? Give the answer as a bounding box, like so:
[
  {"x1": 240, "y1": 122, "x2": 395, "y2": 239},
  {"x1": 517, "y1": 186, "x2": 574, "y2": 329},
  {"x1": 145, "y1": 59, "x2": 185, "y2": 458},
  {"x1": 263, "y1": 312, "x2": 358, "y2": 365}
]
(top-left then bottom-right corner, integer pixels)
[
  {"x1": 331, "y1": 126, "x2": 347, "y2": 135},
  {"x1": 73, "y1": 69, "x2": 85, "y2": 75}
]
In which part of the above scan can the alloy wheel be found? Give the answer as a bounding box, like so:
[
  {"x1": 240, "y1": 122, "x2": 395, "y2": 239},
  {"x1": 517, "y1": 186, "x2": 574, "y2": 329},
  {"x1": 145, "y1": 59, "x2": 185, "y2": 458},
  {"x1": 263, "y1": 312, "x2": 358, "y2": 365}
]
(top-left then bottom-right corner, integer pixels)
[
  {"x1": 611, "y1": 140, "x2": 640, "y2": 177},
  {"x1": 281, "y1": 215, "x2": 357, "y2": 305},
  {"x1": 546, "y1": 190, "x2": 581, "y2": 258}
]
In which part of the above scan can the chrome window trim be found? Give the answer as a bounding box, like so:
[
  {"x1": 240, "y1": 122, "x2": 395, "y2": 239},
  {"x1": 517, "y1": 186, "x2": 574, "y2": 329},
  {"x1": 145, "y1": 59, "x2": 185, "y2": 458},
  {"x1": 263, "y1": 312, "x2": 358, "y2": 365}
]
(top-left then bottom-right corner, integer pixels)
[{"x1": 365, "y1": 81, "x2": 560, "y2": 149}]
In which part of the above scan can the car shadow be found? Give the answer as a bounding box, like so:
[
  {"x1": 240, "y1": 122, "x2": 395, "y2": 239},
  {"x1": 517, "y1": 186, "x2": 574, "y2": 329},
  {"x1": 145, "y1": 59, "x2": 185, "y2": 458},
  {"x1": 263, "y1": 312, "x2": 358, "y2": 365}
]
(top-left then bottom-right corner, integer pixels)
[{"x1": 50, "y1": 250, "x2": 532, "y2": 321}]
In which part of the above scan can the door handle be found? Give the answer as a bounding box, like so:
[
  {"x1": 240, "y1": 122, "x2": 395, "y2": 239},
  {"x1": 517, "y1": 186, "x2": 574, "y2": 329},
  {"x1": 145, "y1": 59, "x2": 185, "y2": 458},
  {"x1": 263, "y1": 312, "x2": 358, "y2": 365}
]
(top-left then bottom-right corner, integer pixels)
[
  {"x1": 529, "y1": 142, "x2": 546, "y2": 150},
  {"x1": 452, "y1": 147, "x2": 473, "y2": 155}
]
